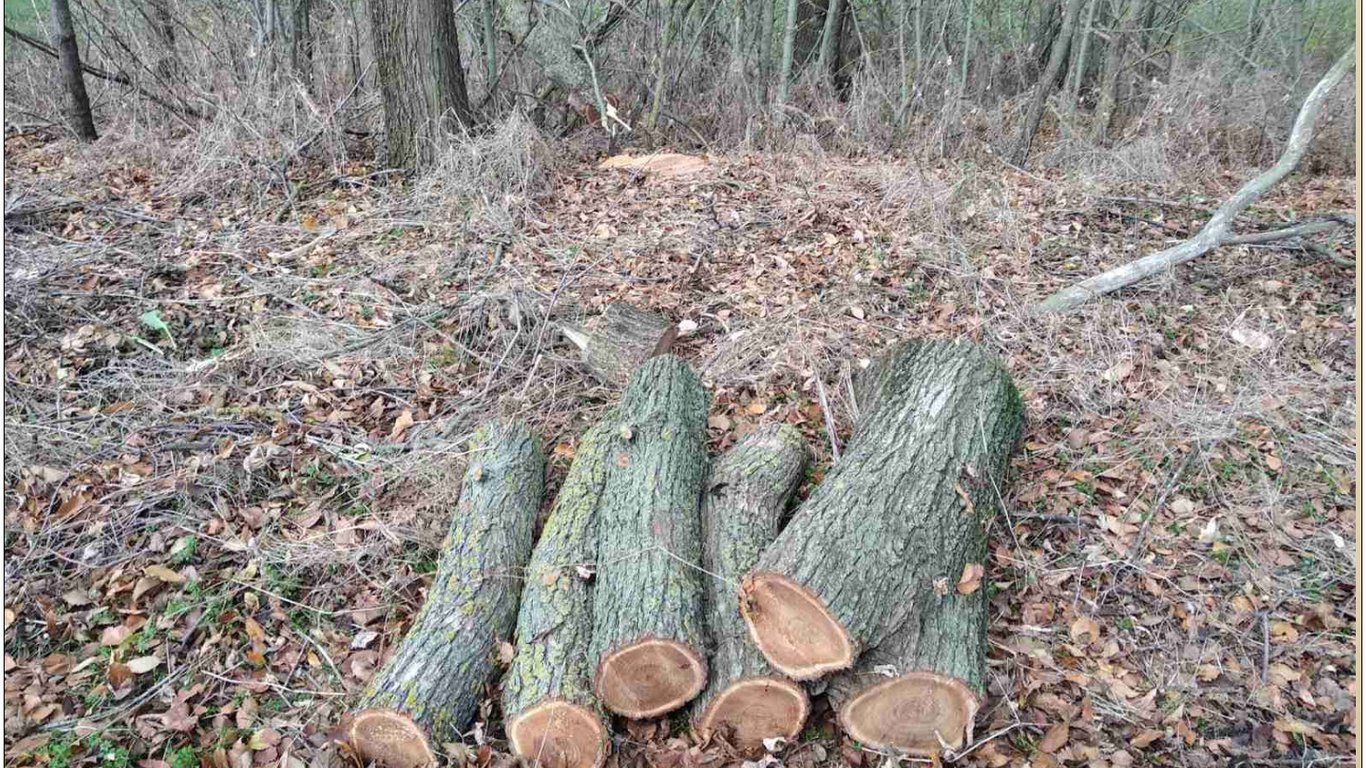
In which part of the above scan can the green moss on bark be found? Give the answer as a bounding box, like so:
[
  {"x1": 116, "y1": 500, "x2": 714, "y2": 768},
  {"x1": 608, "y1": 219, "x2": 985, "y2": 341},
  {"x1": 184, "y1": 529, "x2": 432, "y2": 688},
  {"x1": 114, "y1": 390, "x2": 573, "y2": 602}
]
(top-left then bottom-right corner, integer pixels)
[
  {"x1": 590, "y1": 355, "x2": 710, "y2": 714},
  {"x1": 693, "y1": 425, "x2": 807, "y2": 726},
  {"x1": 362, "y1": 420, "x2": 544, "y2": 742}
]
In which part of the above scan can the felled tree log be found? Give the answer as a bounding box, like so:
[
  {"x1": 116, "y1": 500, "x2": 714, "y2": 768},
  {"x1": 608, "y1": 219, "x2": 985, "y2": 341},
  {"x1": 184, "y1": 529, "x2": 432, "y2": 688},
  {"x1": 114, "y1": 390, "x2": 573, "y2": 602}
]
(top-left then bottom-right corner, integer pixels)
[
  {"x1": 692, "y1": 425, "x2": 809, "y2": 751},
  {"x1": 590, "y1": 355, "x2": 710, "y2": 718},
  {"x1": 348, "y1": 421, "x2": 545, "y2": 767},
  {"x1": 824, "y1": 590, "x2": 986, "y2": 755},
  {"x1": 561, "y1": 303, "x2": 677, "y2": 386},
  {"x1": 738, "y1": 339, "x2": 1022, "y2": 752},
  {"x1": 502, "y1": 417, "x2": 617, "y2": 768}
]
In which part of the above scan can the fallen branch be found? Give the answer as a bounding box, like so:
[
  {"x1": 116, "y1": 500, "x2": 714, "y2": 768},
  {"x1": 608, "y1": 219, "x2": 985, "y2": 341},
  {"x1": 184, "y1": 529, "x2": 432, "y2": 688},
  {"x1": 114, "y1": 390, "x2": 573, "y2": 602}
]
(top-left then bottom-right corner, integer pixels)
[
  {"x1": 1035, "y1": 45, "x2": 1355, "y2": 313},
  {"x1": 1222, "y1": 216, "x2": 1354, "y2": 246}
]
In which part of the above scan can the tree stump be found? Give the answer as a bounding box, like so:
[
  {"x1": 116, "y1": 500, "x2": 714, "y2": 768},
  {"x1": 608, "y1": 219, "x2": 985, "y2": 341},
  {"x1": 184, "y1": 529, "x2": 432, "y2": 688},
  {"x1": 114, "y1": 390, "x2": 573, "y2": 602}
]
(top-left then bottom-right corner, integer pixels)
[
  {"x1": 738, "y1": 339, "x2": 1023, "y2": 750},
  {"x1": 590, "y1": 355, "x2": 710, "y2": 718},
  {"x1": 348, "y1": 421, "x2": 545, "y2": 765},
  {"x1": 692, "y1": 425, "x2": 809, "y2": 751},
  {"x1": 503, "y1": 417, "x2": 617, "y2": 768},
  {"x1": 561, "y1": 303, "x2": 677, "y2": 387}
]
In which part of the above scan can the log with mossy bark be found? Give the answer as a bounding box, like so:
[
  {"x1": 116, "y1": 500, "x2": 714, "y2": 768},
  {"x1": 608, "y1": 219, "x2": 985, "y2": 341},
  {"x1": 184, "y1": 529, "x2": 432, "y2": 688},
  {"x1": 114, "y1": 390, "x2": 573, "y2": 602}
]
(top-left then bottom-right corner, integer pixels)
[
  {"x1": 560, "y1": 303, "x2": 678, "y2": 387},
  {"x1": 590, "y1": 354, "x2": 710, "y2": 719},
  {"x1": 346, "y1": 421, "x2": 545, "y2": 768},
  {"x1": 738, "y1": 339, "x2": 1023, "y2": 751},
  {"x1": 502, "y1": 416, "x2": 617, "y2": 768},
  {"x1": 691, "y1": 424, "x2": 809, "y2": 752}
]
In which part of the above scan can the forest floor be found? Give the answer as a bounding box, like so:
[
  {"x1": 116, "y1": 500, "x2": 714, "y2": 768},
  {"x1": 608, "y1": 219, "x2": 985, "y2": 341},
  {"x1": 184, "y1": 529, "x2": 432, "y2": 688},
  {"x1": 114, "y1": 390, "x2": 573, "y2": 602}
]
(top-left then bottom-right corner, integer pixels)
[{"x1": 3, "y1": 125, "x2": 1357, "y2": 768}]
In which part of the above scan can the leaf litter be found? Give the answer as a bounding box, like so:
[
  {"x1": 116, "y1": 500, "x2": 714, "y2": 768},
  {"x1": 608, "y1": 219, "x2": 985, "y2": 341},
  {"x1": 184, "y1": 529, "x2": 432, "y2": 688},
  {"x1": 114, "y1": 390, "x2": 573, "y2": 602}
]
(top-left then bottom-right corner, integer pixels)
[{"x1": 3, "y1": 128, "x2": 1356, "y2": 767}]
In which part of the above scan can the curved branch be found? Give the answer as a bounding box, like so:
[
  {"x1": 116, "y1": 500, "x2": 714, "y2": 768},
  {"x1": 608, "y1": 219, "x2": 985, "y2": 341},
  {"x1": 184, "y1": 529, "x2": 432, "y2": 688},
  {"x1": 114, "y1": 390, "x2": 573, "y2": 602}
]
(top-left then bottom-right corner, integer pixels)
[{"x1": 1034, "y1": 44, "x2": 1355, "y2": 313}]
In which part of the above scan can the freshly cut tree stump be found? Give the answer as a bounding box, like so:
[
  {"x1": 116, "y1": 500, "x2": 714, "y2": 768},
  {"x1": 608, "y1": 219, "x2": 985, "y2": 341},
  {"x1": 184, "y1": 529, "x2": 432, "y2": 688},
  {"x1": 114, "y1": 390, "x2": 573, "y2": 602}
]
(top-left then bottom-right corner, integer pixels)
[
  {"x1": 590, "y1": 355, "x2": 710, "y2": 719},
  {"x1": 692, "y1": 425, "x2": 810, "y2": 751},
  {"x1": 502, "y1": 417, "x2": 617, "y2": 768},
  {"x1": 739, "y1": 338, "x2": 1022, "y2": 698},
  {"x1": 353, "y1": 420, "x2": 545, "y2": 763},
  {"x1": 561, "y1": 303, "x2": 678, "y2": 386},
  {"x1": 825, "y1": 591, "x2": 986, "y2": 755}
]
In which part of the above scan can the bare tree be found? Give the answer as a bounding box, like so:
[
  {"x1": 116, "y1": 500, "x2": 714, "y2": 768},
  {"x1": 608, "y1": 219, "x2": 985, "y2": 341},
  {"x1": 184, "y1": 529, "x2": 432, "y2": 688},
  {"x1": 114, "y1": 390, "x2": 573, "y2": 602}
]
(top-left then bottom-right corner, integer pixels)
[
  {"x1": 1011, "y1": 0, "x2": 1083, "y2": 163},
  {"x1": 1035, "y1": 45, "x2": 1355, "y2": 313},
  {"x1": 50, "y1": 0, "x2": 99, "y2": 141},
  {"x1": 369, "y1": 0, "x2": 473, "y2": 169},
  {"x1": 776, "y1": 0, "x2": 800, "y2": 110},
  {"x1": 1090, "y1": 0, "x2": 1149, "y2": 142}
]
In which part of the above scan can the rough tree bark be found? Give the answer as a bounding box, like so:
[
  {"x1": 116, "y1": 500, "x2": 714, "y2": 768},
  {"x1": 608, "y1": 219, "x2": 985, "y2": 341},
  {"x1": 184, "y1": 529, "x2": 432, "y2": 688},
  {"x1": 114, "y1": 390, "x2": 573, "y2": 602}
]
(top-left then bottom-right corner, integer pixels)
[
  {"x1": 560, "y1": 304, "x2": 678, "y2": 387},
  {"x1": 503, "y1": 418, "x2": 616, "y2": 768},
  {"x1": 369, "y1": 0, "x2": 473, "y2": 169},
  {"x1": 775, "y1": 0, "x2": 801, "y2": 110},
  {"x1": 590, "y1": 355, "x2": 710, "y2": 719},
  {"x1": 496, "y1": 0, "x2": 594, "y2": 95},
  {"x1": 1011, "y1": 0, "x2": 1083, "y2": 163},
  {"x1": 50, "y1": 0, "x2": 98, "y2": 141},
  {"x1": 692, "y1": 425, "x2": 809, "y2": 751},
  {"x1": 1035, "y1": 45, "x2": 1355, "y2": 313},
  {"x1": 347, "y1": 421, "x2": 544, "y2": 766},
  {"x1": 1090, "y1": 0, "x2": 1149, "y2": 143},
  {"x1": 738, "y1": 339, "x2": 1022, "y2": 688}
]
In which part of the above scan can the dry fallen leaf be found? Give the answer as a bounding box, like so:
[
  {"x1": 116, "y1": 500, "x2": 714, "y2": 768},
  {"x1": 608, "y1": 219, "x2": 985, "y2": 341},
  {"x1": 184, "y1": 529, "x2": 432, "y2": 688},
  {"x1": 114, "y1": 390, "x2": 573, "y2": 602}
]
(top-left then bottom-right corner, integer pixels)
[
  {"x1": 388, "y1": 409, "x2": 414, "y2": 441},
  {"x1": 1069, "y1": 615, "x2": 1101, "y2": 643},
  {"x1": 126, "y1": 655, "x2": 160, "y2": 674},
  {"x1": 1130, "y1": 729, "x2": 1164, "y2": 748},
  {"x1": 1230, "y1": 327, "x2": 1273, "y2": 351},
  {"x1": 1038, "y1": 722, "x2": 1069, "y2": 752},
  {"x1": 956, "y1": 562, "x2": 984, "y2": 594},
  {"x1": 143, "y1": 564, "x2": 185, "y2": 584}
]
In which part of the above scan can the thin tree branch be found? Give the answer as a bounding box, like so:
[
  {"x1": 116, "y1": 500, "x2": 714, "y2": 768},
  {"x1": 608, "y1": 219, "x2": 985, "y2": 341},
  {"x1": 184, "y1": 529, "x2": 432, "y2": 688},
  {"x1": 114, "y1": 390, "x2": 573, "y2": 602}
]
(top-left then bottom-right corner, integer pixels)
[{"x1": 1034, "y1": 44, "x2": 1355, "y2": 313}]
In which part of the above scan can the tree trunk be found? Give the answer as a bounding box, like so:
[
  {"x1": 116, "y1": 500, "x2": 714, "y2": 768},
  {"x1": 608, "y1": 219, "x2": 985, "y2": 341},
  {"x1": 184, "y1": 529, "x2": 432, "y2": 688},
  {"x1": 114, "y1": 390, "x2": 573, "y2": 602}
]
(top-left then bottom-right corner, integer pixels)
[
  {"x1": 591, "y1": 355, "x2": 710, "y2": 719},
  {"x1": 815, "y1": 0, "x2": 844, "y2": 79},
  {"x1": 1036, "y1": 45, "x2": 1355, "y2": 313},
  {"x1": 496, "y1": 0, "x2": 594, "y2": 96},
  {"x1": 50, "y1": 0, "x2": 98, "y2": 142},
  {"x1": 692, "y1": 425, "x2": 809, "y2": 751},
  {"x1": 739, "y1": 339, "x2": 1022, "y2": 686},
  {"x1": 775, "y1": 0, "x2": 801, "y2": 109},
  {"x1": 1089, "y1": 0, "x2": 1147, "y2": 143},
  {"x1": 1064, "y1": 0, "x2": 1098, "y2": 114},
  {"x1": 1011, "y1": 0, "x2": 1083, "y2": 163},
  {"x1": 481, "y1": 0, "x2": 498, "y2": 95},
  {"x1": 369, "y1": 0, "x2": 473, "y2": 169},
  {"x1": 349, "y1": 421, "x2": 545, "y2": 764},
  {"x1": 560, "y1": 304, "x2": 678, "y2": 387},
  {"x1": 504, "y1": 418, "x2": 616, "y2": 768},
  {"x1": 290, "y1": 0, "x2": 313, "y2": 86}
]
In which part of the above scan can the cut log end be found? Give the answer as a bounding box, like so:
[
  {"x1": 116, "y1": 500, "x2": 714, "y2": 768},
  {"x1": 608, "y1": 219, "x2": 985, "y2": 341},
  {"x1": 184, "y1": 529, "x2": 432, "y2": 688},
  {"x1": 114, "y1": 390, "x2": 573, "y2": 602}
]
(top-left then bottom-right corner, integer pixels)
[
  {"x1": 346, "y1": 709, "x2": 437, "y2": 768},
  {"x1": 837, "y1": 672, "x2": 980, "y2": 755},
  {"x1": 695, "y1": 677, "x2": 810, "y2": 752},
  {"x1": 595, "y1": 638, "x2": 707, "y2": 719},
  {"x1": 739, "y1": 572, "x2": 854, "y2": 680},
  {"x1": 507, "y1": 701, "x2": 608, "y2": 768}
]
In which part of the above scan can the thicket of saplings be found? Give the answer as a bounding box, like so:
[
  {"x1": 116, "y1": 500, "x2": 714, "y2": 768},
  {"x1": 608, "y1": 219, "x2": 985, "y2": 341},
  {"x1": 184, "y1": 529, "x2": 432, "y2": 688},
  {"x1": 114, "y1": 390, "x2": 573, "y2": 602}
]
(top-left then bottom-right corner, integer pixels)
[{"x1": 4, "y1": 0, "x2": 1355, "y2": 174}]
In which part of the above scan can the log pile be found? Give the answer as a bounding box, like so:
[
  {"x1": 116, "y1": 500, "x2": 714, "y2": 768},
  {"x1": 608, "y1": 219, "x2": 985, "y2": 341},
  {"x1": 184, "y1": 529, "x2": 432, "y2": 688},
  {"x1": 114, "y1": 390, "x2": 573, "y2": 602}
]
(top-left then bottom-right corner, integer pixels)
[{"x1": 341, "y1": 331, "x2": 1023, "y2": 766}]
